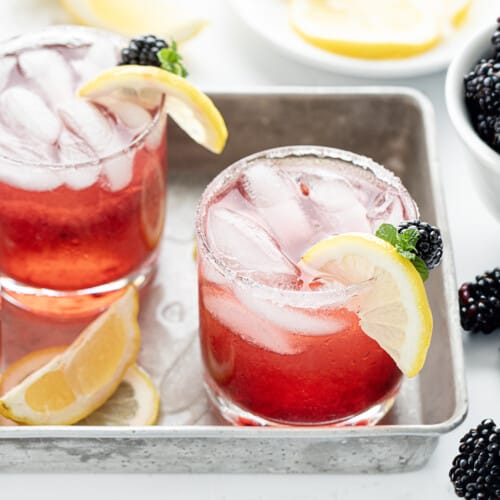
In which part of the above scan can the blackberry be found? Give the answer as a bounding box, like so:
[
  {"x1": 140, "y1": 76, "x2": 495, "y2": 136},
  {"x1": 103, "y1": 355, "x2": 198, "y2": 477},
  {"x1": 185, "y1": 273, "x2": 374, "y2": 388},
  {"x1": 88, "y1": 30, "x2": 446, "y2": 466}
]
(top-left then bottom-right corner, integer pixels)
[
  {"x1": 397, "y1": 220, "x2": 443, "y2": 270},
  {"x1": 459, "y1": 268, "x2": 500, "y2": 334},
  {"x1": 464, "y1": 58, "x2": 500, "y2": 117},
  {"x1": 449, "y1": 419, "x2": 500, "y2": 499},
  {"x1": 119, "y1": 35, "x2": 168, "y2": 67},
  {"x1": 476, "y1": 114, "x2": 500, "y2": 153}
]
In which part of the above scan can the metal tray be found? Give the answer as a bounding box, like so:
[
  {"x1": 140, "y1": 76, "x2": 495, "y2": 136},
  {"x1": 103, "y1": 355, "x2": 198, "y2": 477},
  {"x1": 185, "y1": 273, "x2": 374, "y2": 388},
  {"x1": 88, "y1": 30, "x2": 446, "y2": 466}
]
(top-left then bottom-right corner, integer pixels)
[{"x1": 0, "y1": 87, "x2": 467, "y2": 473}]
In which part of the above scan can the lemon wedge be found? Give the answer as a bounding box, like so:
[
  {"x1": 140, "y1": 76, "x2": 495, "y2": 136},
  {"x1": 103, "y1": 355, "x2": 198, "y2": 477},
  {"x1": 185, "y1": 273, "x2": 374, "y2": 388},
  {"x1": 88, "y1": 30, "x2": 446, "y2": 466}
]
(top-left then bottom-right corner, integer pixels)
[
  {"x1": 0, "y1": 286, "x2": 141, "y2": 425},
  {"x1": 0, "y1": 346, "x2": 159, "y2": 426},
  {"x1": 60, "y1": 0, "x2": 206, "y2": 43},
  {"x1": 301, "y1": 233, "x2": 433, "y2": 377},
  {"x1": 78, "y1": 65, "x2": 228, "y2": 154}
]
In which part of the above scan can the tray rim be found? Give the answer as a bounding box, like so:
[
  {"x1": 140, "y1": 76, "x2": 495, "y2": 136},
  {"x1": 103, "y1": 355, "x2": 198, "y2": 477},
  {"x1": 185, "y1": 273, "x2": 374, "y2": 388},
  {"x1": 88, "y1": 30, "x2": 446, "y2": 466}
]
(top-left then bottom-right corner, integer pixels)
[{"x1": 0, "y1": 86, "x2": 467, "y2": 441}]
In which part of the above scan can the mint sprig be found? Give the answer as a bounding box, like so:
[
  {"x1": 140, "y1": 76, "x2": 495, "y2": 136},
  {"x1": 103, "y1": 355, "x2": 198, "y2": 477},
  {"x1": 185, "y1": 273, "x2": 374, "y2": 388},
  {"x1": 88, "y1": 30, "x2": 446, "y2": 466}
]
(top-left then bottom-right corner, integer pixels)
[
  {"x1": 157, "y1": 40, "x2": 188, "y2": 77},
  {"x1": 376, "y1": 223, "x2": 429, "y2": 281}
]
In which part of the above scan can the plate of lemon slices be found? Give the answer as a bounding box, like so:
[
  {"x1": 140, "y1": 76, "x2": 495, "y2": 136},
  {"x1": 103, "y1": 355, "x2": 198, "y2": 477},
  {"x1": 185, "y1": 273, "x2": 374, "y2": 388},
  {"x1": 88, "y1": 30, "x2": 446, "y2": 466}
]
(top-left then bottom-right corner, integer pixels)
[{"x1": 229, "y1": 0, "x2": 499, "y2": 78}]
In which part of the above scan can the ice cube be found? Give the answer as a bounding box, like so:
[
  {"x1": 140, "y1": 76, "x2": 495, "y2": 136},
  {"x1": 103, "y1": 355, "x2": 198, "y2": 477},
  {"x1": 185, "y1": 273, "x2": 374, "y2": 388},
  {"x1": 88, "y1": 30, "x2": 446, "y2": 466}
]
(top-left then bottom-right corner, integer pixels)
[
  {"x1": 207, "y1": 205, "x2": 300, "y2": 284},
  {"x1": 0, "y1": 87, "x2": 61, "y2": 144},
  {"x1": 308, "y1": 175, "x2": 371, "y2": 234},
  {"x1": 201, "y1": 285, "x2": 301, "y2": 355},
  {"x1": 18, "y1": 49, "x2": 74, "y2": 104},
  {"x1": 239, "y1": 163, "x2": 314, "y2": 257},
  {"x1": 56, "y1": 130, "x2": 100, "y2": 190},
  {"x1": 234, "y1": 287, "x2": 350, "y2": 336},
  {"x1": 72, "y1": 39, "x2": 118, "y2": 82},
  {"x1": 0, "y1": 132, "x2": 62, "y2": 191},
  {"x1": 366, "y1": 190, "x2": 406, "y2": 229},
  {"x1": 0, "y1": 57, "x2": 16, "y2": 93},
  {"x1": 58, "y1": 99, "x2": 114, "y2": 155},
  {"x1": 102, "y1": 151, "x2": 134, "y2": 191},
  {"x1": 103, "y1": 99, "x2": 152, "y2": 130}
]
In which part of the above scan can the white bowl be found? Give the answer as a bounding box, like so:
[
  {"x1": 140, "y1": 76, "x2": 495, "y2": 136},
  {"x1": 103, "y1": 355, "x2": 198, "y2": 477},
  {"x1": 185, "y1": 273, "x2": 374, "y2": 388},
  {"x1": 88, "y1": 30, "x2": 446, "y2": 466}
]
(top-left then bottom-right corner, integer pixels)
[{"x1": 446, "y1": 22, "x2": 500, "y2": 216}]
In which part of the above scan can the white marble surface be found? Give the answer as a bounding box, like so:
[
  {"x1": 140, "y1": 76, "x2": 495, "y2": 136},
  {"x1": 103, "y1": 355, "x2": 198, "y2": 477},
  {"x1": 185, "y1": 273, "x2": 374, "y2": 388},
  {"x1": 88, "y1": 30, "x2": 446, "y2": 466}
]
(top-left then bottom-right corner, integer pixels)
[{"x1": 1, "y1": 0, "x2": 499, "y2": 498}]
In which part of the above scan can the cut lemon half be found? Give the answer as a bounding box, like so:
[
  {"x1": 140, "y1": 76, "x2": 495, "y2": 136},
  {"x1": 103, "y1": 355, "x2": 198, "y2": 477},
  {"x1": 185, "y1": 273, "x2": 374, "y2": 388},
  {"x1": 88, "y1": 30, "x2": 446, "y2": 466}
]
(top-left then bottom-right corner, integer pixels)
[
  {"x1": 78, "y1": 65, "x2": 228, "y2": 154},
  {"x1": 300, "y1": 233, "x2": 433, "y2": 377},
  {"x1": 0, "y1": 286, "x2": 141, "y2": 425},
  {"x1": 60, "y1": 0, "x2": 206, "y2": 43},
  {"x1": 290, "y1": 0, "x2": 441, "y2": 59}
]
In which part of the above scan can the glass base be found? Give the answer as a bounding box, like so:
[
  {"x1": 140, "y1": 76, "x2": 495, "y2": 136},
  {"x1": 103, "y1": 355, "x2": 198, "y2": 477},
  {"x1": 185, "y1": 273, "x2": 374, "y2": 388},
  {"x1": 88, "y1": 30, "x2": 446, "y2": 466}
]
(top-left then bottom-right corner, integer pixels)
[
  {"x1": 0, "y1": 259, "x2": 157, "y2": 319},
  {"x1": 204, "y1": 378, "x2": 397, "y2": 427}
]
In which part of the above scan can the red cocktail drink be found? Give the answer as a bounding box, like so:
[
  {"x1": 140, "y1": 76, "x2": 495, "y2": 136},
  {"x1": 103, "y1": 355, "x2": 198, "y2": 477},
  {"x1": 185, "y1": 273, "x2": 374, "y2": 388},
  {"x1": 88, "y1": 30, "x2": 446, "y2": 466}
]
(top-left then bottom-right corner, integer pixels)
[
  {"x1": 0, "y1": 27, "x2": 166, "y2": 315},
  {"x1": 196, "y1": 146, "x2": 419, "y2": 426}
]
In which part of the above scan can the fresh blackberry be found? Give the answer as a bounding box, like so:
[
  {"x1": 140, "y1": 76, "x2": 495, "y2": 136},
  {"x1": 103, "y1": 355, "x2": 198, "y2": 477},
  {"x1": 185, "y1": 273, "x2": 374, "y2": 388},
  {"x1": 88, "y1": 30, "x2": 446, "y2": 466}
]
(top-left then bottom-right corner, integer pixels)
[
  {"x1": 464, "y1": 58, "x2": 500, "y2": 117},
  {"x1": 459, "y1": 268, "x2": 500, "y2": 334},
  {"x1": 119, "y1": 35, "x2": 168, "y2": 67},
  {"x1": 397, "y1": 220, "x2": 443, "y2": 270},
  {"x1": 449, "y1": 419, "x2": 500, "y2": 499},
  {"x1": 476, "y1": 114, "x2": 500, "y2": 153}
]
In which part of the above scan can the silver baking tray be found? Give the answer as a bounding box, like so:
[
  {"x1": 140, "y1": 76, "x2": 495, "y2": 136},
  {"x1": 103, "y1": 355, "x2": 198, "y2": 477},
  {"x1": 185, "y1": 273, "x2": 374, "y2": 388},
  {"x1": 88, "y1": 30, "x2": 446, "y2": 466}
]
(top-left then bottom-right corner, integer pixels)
[{"x1": 0, "y1": 87, "x2": 467, "y2": 473}]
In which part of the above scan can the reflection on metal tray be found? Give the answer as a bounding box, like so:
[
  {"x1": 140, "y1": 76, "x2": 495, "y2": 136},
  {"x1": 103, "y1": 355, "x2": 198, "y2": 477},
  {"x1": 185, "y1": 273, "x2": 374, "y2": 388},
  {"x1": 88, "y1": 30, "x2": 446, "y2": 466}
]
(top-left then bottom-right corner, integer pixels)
[{"x1": 0, "y1": 87, "x2": 467, "y2": 473}]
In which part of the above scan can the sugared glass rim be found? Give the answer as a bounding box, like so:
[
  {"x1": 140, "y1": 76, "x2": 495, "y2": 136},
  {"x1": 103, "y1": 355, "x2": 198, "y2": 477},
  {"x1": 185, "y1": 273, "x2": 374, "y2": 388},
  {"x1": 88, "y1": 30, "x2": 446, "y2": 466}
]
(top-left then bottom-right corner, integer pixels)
[
  {"x1": 195, "y1": 145, "x2": 419, "y2": 305},
  {"x1": 0, "y1": 25, "x2": 164, "y2": 170}
]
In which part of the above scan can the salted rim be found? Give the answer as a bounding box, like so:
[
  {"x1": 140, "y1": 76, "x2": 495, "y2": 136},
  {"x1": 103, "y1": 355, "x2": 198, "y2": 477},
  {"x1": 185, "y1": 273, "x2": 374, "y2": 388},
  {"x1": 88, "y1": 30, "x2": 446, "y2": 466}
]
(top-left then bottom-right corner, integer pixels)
[
  {"x1": 0, "y1": 25, "x2": 164, "y2": 170},
  {"x1": 195, "y1": 145, "x2": 419, "y2": 305}
]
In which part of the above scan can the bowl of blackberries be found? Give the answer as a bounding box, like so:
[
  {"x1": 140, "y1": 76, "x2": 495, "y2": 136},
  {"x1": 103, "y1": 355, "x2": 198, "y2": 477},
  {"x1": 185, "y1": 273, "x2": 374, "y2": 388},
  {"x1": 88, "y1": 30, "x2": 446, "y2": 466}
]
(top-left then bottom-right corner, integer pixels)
[{"x1": 446, "y1": 19, "x2": 500, "y2": 216}]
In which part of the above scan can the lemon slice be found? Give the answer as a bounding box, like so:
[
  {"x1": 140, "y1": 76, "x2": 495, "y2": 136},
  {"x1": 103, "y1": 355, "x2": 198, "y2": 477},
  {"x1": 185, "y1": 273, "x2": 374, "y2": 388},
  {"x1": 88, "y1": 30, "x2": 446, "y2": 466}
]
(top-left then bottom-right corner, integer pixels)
[
  {"x1": 301, "y1": 233, "x2": 433, "y2": 377},
  {"x1": 78, "y1": 365, "x2": 159, "y2": 426},
  {"x1": 60, "y1": 0, "x2": 206, "y2": 43},
  {"x1": 0, "y1": 286, "x2": 141, "y2": 425},
  {"x1": 78, "y1": 65, "x2": 228, "y2": 154},
  {"x1": 290, "y1": 0, "x2": 441, "y2": 59}
]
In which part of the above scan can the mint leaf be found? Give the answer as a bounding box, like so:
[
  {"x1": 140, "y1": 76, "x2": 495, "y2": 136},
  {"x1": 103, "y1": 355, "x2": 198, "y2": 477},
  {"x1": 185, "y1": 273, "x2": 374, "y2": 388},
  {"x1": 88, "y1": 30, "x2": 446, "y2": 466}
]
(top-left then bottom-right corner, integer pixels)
[
  {"x1": 376, "y1": 222, "x2": 429, "y2": 282},
  {"x1": 412, "y1": 256, "x2": 429, "y2": 281},
  {"x1": 157, "y1": 41, "x2": 188, "y2": 77},
  {"x1": 376, "y1": 223, "x2": 398, "y2": 246},
  {"x1": 396, "y1": 249, "x2": 416, "y2": 261},
  {"x1": 398, "y1": 228, "x2": 419, "y2": 252}
]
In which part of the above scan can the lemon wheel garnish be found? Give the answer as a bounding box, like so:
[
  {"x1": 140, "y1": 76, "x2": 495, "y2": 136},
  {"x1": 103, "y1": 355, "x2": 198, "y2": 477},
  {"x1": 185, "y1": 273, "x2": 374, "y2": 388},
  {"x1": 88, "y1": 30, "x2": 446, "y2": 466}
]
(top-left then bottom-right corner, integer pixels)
[
  {"x1": 301, "y1": 233, "x2": 433, "y2": 377},
  {"x1": 60, "y1": 0, "x2": 206, "y2": 43},
  {"x1": 0, "y1": 286, "x2": 141, "y2": 425},
  {"x1": 289, "y1": 0, "x2": 473, "y2": 59},
  {"x1": 78, "y1": 65, "x2": 228, "y2": 154}
]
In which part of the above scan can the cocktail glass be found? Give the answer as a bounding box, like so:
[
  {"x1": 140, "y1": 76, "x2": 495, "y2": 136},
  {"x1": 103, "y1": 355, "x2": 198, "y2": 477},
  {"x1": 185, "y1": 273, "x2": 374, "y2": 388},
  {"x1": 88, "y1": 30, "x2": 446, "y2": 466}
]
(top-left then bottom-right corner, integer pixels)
[
  {"x1": 196, "y1": 146, "x2": 419, "y2": 426},
  {"x1": 0, "y1": 26, "x2": 167, "y2": 317}
]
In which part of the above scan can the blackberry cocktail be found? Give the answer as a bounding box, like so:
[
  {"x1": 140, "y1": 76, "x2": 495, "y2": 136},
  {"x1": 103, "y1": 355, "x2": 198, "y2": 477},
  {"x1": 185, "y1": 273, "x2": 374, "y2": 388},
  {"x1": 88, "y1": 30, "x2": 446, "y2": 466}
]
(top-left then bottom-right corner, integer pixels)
[
  {"x1": 196, "y1": 146, "x2": 429, "y2": 426},
  {"x1": 0, "y1": 27, "x2": 166, "y2": 315}
]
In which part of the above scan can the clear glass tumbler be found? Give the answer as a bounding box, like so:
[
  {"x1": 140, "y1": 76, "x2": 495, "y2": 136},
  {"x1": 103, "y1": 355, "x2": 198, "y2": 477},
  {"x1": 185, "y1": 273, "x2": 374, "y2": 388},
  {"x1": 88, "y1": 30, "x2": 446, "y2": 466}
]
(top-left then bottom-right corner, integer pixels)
[
  {"x1": 196, "y1": 146, "x2": 419, "y2": 426},
  {"x1": 0, "y1": 26, "x2": 167, "y2": 317}
]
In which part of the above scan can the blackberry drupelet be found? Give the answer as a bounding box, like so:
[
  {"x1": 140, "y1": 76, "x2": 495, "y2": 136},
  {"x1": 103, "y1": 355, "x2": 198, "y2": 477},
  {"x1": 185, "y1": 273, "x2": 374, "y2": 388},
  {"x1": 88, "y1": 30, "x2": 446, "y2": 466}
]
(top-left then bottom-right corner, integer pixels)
[
  {"x1": 119, "y1": 35, "x2": 168, "y2": 67},
  {"x1": 464, "y1": 58, "x2": 500, "y2": 117},
  {"x1": 449, "y1": 419, "x2": 500, "y2": 499},
  {"x1": 397, "y1": 220, "x2": 443, "y2": 270},
  {"x1": 459, "y1": 268, "x2": 500, "y2": 334}
]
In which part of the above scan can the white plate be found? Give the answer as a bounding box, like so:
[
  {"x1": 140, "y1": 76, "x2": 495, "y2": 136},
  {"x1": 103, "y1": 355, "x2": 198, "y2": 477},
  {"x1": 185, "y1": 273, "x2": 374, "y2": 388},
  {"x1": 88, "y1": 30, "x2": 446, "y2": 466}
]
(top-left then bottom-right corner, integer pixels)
[{"x1": 229, "y1": 0, "x2": 500, "y2": 79}]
